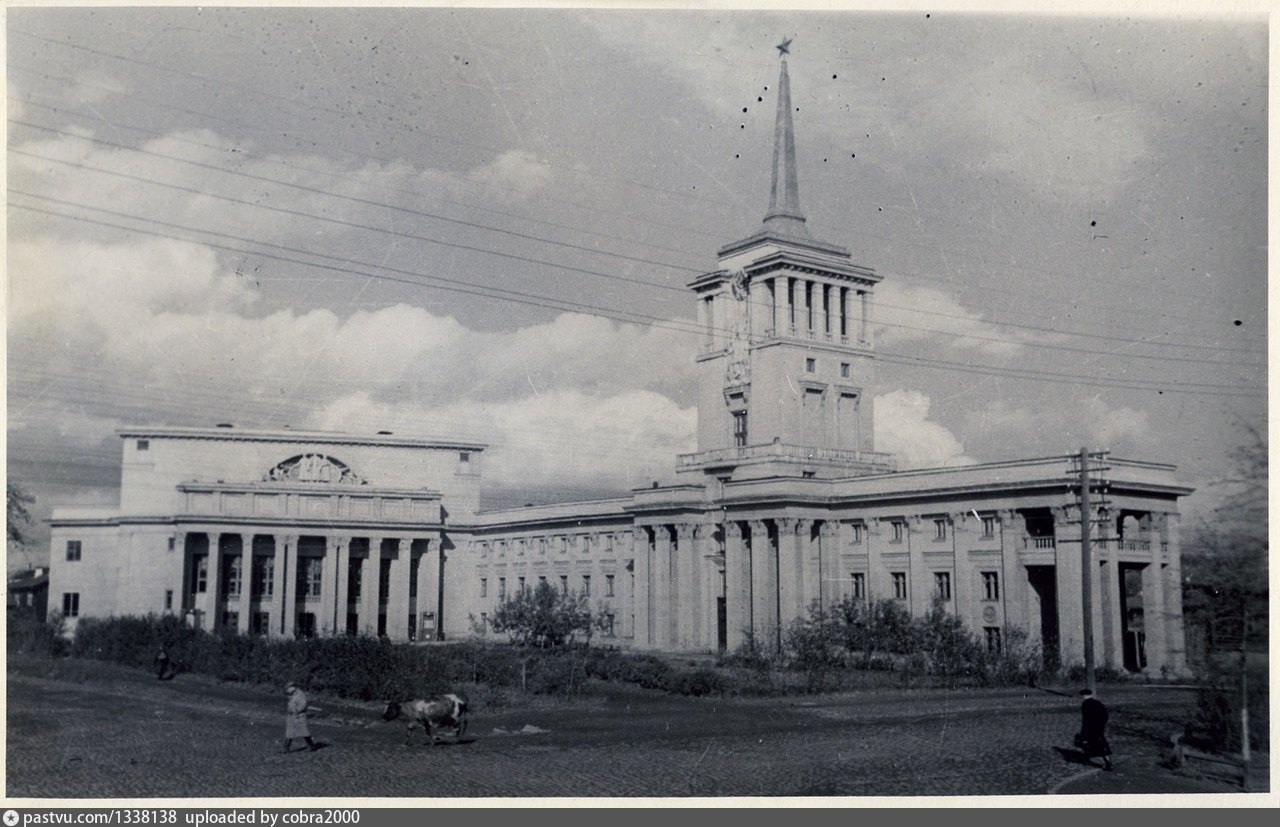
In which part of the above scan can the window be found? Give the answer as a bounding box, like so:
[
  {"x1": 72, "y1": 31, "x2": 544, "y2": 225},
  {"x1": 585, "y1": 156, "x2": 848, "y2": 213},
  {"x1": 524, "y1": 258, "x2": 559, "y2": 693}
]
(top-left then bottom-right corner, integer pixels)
[
  {"x1": 559, "y1": 575, "x2": 569, "y2": 594},
  {"x1": 223, "y1": 556, "x2": 243, "y2": 598},
  {"x1": 892, "y1": 572, "x2": 908, "y2": 600},
  {"x1": 982, "y1": 571, "x2": 1000, "y2": 601},
  {"x1": 62, "y1": 592, "x2": 80, "y2": 617},
  {"x1": 480, "y1": 612, "x2": 488, "y2": 629},
  {"x1": 136, "y1": 439, "x2": 149, "y2": 451},
  {"x1": 933, "y1": 519, "x2": 947, "y2": 541},
  {"x1": 252, "y1": 556, "x2": 275, "y2": 599},
  {"x1": 347, "y1": 558, "x2": 361, "y2": 602},
  {"x1": 538, "y1": 576, "x2": 547, "y2": 587},
  {"x1": 498, "y1": 577, "x2": 507, "y2": 599},
  {"x1": 253, "y1": 612, "x2": 271, "y2": 636},
  {"x1": 222, "y1": 611, "x2": 239, "y2": 629},
  {"x1": 518, "y1": 576, "x2": 526, "y2": 594},
  {"x1": 891, "y1": 521, "x2": 905, "y2": 543},
  {"x1": 606, "y1": 574, "x2": 616, "y2": 597},
  {"x1": 300, "y1": 558, "x2": 323, "y2": 599},
  {"x1": 379, "y1": 559, "x2": 392, "y2": 603},
  {"x1": 805, "y1": 357, "x2": 816, "y2": 373},
  {"x1": 65, "y1": 540, "x2": 82, "y2": 562},
  {"x1": 981, "y1": 515, "x2": 997, "y2": 538},
  {"x1": 480, "y1": 578, "x2": 488, "y2": 598},
  {"x1": 934, "y1": 572, "x2": 952, "y2": 601},
  {"x1": 582, "y1": 574, "x2": 591, "y2": 597},
  {"x1": 851, "y1": 572, "x2": 866, "y2": 600},
  {"x1": 604, "y1": 613, "x2": 616, "y2": 637},
  {"x1": 168, "y1": 537, "x2": 176, "y2": 552},
  {"x1": 459, "y1": 451, "x2": 470, "y2": 465},
  {"x1": 840, "y1": 362, "x2": 850, "y2": 378},
  {"x1": 164, "y1": 590, "x2": 173, "y2": 611},
  {"x1": 732, "y1": 411, "x2": 748, "y2": 447},
  {"x1": 851, "y1": 523, "x2": 863, "y2": 544},
  {"x1": 984, "y1": 627, "x2": 1002, "y2": 653},
  {"x1": 558, "y1": 537, "x2": 567, "y2": 554},
  {"x1": 192, "y1": 555, "x2": 208, "y2": 593}
]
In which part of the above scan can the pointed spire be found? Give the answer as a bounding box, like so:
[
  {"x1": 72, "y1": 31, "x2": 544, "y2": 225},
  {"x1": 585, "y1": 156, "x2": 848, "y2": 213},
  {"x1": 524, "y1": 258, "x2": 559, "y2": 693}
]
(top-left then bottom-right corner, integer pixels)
[{"x1": 762, "y1": 41, "x2": 809, "y2": 238}]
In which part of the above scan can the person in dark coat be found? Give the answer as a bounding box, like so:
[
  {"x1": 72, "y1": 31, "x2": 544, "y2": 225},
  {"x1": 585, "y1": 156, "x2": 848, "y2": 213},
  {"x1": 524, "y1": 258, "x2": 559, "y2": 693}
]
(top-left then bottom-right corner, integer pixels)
[
  {"x1": 153, "y1": 643, "x2": 172, "y2": 680},
  {"x1": 1075, "y1": 689, "x2": 1113, "y2": 770},
  {"x1": 282, "y1": 682, "x2": 319, "y2": 753}
]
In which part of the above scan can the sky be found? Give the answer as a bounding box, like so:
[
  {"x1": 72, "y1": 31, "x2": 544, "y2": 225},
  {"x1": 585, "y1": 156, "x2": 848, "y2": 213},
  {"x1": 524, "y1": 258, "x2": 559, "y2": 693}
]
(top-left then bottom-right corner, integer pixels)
[{"x1": 4, "y1": 5, "x2": 1267, "y2": 569}]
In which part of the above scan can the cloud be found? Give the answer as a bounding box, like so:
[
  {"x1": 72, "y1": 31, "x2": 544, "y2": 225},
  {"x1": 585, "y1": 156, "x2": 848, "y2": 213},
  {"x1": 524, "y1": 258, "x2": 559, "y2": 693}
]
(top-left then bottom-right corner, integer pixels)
[
  {"x1": 309, "y1": 389, "x2": 696, "y2": 492},
  {"x1": 466, "y1": 149, "x2": 555, "y2": 203},
  {"x1": 873, "y1": 279, "x2": 1027, "y2": 355},
  {"x1": 873, "y1": 390, "x2": 973, "y2": 470}
]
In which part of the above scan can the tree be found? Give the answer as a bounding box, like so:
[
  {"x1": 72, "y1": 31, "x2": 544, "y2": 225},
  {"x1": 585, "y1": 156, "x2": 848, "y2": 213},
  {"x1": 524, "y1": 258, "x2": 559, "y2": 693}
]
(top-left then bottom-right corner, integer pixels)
[
  {"x1": 490, "y1": 580, "x2": 594, "y2": 648},
  {"x1": 7, "y1": 481, "x2": 37, "y2": 569}
]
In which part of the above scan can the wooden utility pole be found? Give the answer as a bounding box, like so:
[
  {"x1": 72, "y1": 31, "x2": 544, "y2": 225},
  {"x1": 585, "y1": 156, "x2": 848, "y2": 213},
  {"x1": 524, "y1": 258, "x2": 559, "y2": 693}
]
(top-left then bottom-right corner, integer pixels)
[{"x1": 1079, "y1": 447, "x2": 1096, "y2": 694}]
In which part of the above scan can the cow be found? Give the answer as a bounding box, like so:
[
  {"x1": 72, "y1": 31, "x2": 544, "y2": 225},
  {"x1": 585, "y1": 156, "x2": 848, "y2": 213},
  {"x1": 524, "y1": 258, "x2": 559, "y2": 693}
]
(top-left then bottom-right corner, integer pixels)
[{"x1": 382, "y1": 693, "x2": 469, "y2": 745}]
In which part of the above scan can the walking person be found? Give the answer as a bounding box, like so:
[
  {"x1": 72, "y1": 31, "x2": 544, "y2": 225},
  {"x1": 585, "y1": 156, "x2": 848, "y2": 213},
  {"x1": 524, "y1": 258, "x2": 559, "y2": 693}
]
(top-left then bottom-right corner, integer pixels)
[
  {"x1": 153, "y1": 643, "x2": 172, "y2": 680},
  {"x1": 282, "y1": 682, "x2": 319, "y2": 753},
  {"x1": 1074, "y1": 689, "x2": 1113, "y2": 770}
]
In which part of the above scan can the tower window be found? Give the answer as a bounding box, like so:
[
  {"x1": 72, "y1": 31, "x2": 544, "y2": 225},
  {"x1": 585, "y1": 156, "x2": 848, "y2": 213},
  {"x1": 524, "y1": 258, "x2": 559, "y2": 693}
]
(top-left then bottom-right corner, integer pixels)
[
  {"x1": 732, "y1": 411, "x2": 748, "y2": 447},
  {"x1": 805, "y1": 357, "x2": 816, "y2": 373},
  {"x1": 850, "y1": 572, "x2": 866, "y2": 600},
  {"x1": 934, "y1": 518, "x2": 947, "y2": 541},
  {"x1": 65, "y1": 540, "x2": 82, "y2": 561},
  {"x1": 981, "y1": 515, "x2": 997, "y2": 538},
  {"x1": 934, "y1": 572, "x2": 952, "y2": 600},
  {"x1": 840, "y1": 362, "x2": 850, "y2": 378},
  {"x1": 983, "y1": 571, "x2": 1000, "y2": 601},
  {"x1": 892, "y1": 572, "x2": 908, "y2": 600},
  {"x1": 136, "y1": 439, "x2": 149, "y2": 451}
]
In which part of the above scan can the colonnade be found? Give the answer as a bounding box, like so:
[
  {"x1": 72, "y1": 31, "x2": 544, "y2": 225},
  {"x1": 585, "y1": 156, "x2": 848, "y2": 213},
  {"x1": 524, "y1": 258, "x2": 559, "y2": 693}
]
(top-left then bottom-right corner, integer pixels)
[
  {"x1": 178, "y1": 528, "x2": 438, "y2": 641},
  {"x1": 697, "y1": 275, "x2": 872, "y2": 349}
]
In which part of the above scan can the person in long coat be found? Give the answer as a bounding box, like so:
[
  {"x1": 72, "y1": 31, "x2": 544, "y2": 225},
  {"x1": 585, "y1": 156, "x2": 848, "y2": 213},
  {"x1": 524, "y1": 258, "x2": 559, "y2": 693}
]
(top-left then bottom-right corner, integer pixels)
[
  {"x1": 1075, "y1": 689, "x2": 1113, "y2": 770},
  {"x1": 282, "y1": 682, "x2": 319, "y2": 753}
]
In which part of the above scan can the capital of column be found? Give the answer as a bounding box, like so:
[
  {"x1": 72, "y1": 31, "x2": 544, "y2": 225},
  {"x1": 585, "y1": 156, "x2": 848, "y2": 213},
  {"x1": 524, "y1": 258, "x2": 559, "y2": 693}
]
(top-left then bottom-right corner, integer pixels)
[
  {"x1": 724, "y1": 522, "x2": 743, "y2": 541},
  {"x1": 819, "y1": 520, "x2": 839, "y2": 538},
  {"x1": 675, "y1": 523, "x2": 695, "y2": 540},
  {"x1": 794, "y1": 518, "x2": 813, "y2": 536},
  {"x1": 693, "y1": 523, "x2": 714, "y2": 541},
  {"x1": 748, "y1": 520, "x2": 769, "y2": 537},
  {"x1": 632, "y1": 527, "x2": 649, "y2": 544},
  {"x1": 776, "y1": 517, "x2": 797, "y2": 533}
]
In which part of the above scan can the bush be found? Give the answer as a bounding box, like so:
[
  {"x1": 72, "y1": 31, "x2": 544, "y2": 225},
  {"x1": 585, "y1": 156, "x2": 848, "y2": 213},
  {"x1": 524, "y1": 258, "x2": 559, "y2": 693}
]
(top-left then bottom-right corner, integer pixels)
[
  {"x1": 490, "y1": 581, "x2": 594, "y2": 648},
  {"x1": 6, "y1": 612, "x2": 68, "y2": 656}
]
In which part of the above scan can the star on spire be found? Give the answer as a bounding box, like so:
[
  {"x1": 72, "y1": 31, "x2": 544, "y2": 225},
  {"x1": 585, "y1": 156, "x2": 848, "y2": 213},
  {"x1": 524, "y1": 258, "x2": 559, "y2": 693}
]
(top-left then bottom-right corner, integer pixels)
[{"x1": 777, "y1": 37, "x2": 792, "y2": 57}]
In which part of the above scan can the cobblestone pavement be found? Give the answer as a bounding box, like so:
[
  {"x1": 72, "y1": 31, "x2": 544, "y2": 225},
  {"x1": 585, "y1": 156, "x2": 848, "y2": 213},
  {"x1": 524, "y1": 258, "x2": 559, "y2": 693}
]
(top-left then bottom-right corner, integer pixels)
[{"x1": 4, "y1": 657, "x2": 1237, "y2": 800}]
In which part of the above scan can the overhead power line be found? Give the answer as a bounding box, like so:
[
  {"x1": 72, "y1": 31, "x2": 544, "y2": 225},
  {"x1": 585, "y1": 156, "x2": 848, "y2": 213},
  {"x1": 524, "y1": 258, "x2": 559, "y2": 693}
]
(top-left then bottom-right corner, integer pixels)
[{"x1": 8, "y1": 196, "x2": 1263, "y2": 400}]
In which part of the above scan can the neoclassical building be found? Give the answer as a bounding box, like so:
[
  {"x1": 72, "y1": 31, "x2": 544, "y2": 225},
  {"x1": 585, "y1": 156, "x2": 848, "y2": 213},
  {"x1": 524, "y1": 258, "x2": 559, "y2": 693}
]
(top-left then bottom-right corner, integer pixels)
[{"x1": 47, "y1": 51, "x2": 1191, "y2": 676}]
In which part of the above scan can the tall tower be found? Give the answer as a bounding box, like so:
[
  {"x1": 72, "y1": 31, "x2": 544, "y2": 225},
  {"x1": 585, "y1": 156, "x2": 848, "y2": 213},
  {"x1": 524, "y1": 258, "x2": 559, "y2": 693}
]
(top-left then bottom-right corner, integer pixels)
[{"x1": 679, "y1": 41, "x2": 895, "y2": 481}]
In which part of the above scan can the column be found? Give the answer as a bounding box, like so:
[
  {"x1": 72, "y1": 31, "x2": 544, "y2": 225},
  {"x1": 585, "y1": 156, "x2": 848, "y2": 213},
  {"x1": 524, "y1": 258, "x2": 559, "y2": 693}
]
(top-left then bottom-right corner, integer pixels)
[
  {"x1": 317, "y1": 536, "x2": 337, "y2": 636},
  {"x1": 771, "y1": 276, "x2": 786, "y2": 335},
  {"x1": 749, "y1": 279, "x2": 767, "y2": 338},
  {"x1": 1141, "y1": 551, "x2": 1168, "y2": 676},
  {"x1": 332, "y1": 536, "x2": 350, "y2": 636},
  {"x1": 632, "y1": 527, "x2": 651, "y2": 648},
  {"x1": 788, "y1": 278, "x2": 800, "y2": 335},
  {"x1": 749, "y1": 520, "x2": 777, "y2": 651},
  {"x1": 692, "y1": 524, "x2": 715, "y2": 651},
  {"x1": 675, "y1": 524, "x2": 699, "y2": 650},
  {"x1": 204, "y1": 535, "x2": 225, "y2": 632},
  {"x1": 1096, "y1": 513, "x2": 1122, "y2": 670},
  {"x1": 419, "y1": 538, "x2": 441, "y2": 640},
  {"x1": 359, "y1": 537, "x2": 382, "y2": 636},
  {"x1": 776, "y1": 518, "x2": 806, "y2": 628},
  {"x1": 653, "y1": 525, "x2": 673, "y2": 649},
  {"x1": 1052, "y1": 506, "x2": 1085, "y2": 669},
  {"x1": 950, "y1": 514, "x2": 972, "y2": 629},
  {"x1": 814, "y1": 521, "x2": 837, "y2": 614},
  {"x1": 279, "y1": 534, "x2": 298, "y2": 638},
  {"x1": 1160, "y1": 512, "x2": 1188, "y2": 675},
  {"x1": 859, "y1": 290, "x2": 870, "y2": 346},
  {"x1": 385, "y1": 538, "x2": 411, "y2": 641},
  {"x1": 237, "y1": 534, "x2": 253, "y2": 635},
  {"x1": 906, "y1": 517, "x2": 927, "y2": 617},
  {"x1": 724, "y1": 522, "x2": 751, "y2": 651},
  {"x1": 998, "y1": 510, "x2": 1027, "y2": 633},
  {"x1": 865, "y1": 518, "x2": 885, "y2": 601}
]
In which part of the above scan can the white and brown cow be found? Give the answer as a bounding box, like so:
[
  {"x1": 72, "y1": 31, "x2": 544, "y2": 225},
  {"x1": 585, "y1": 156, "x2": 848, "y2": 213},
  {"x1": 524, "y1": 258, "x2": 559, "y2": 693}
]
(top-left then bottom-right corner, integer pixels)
[{"x1": 382, "y1": 693, "x2": 469, "y2": 745}]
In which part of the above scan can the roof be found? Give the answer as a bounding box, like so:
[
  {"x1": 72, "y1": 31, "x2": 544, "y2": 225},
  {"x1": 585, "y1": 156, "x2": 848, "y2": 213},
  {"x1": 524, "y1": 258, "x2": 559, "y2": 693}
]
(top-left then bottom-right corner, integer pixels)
[
  {"x1": 8, "y1": 569, "x2": 49, "y2": 590},
  {"x1": 116, "y1": 425, "x2": 487, "y2": 452}
]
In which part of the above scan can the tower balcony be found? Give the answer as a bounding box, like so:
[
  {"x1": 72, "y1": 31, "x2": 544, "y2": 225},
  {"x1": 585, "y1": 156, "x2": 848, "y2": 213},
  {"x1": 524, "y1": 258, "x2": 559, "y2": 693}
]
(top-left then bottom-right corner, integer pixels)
[{"x1": 677, "y1": 442, "x2": 897, "y2": 476}]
